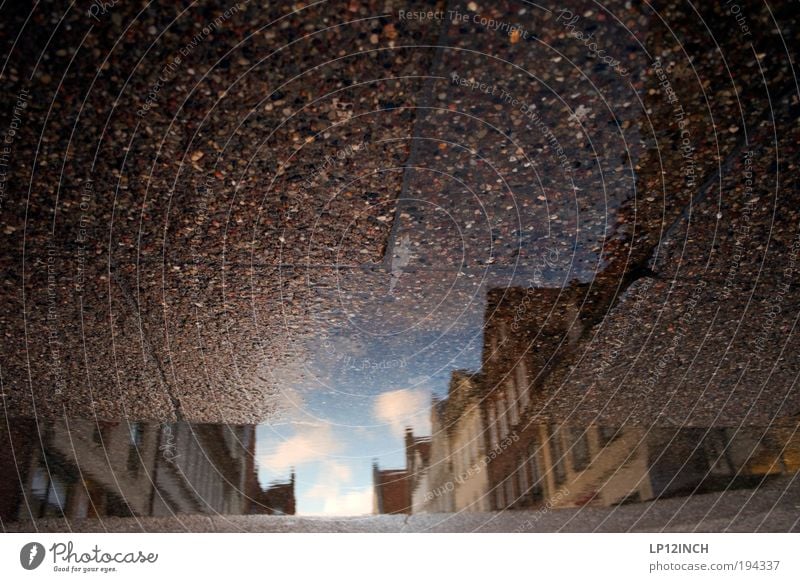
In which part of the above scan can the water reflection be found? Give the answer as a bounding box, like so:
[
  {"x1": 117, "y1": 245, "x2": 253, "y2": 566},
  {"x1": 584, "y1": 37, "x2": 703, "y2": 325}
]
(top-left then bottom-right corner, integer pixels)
[
  {"x1": 369, "y1": 282, "x2": 800, "y2": 514},
  {"x1": 1, "y1": 283, "x2": 797, "y2": 523},
  {"x1": 2, "y1": 413, "x2": 796, "y2": 523},
  {"x1": 0, "y1": 420, "x2": 294, "y2": 522},
  {"x1": 375, "y1": 419, "x2": 800, "y2": 515}
]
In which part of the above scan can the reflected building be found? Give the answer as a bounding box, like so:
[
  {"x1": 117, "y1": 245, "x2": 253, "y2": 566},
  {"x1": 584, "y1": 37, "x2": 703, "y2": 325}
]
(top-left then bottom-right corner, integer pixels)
[
  {"x1": 412, "y1": 397, "x2": 454, "y2": 513},
  {"x1": 497, "y1": 424, "x2": 800, "y2": 510},
  {"x1": 371, "y1": 424, "x2": 437, "y2": 514},
  {"x1": 399, "y1": 370, "x2": 495, "y2": 514},
  {"x1": 372, "y1": 464, "x2": 409, "y2": 515},
  {"x1": 0, "y1": 418, "x2": 295, "y2": 522},
  {"x1": 152, "y1": 423, "x2": 256, "y2": 516},
  {"x1": 9, "y1": 419, "x2": 165, "y2": 520},
  {"x1": 397, "y1": 284, "x2": 800, "y2": 515},
  {"x1": 477, "y1": 284, "x2": 587, "y2": 511},
  {"x1": 405, "y1": 429, "x2": 431, "y2": 514},
  {"x1": 249, "y1": 471, "x2": 296, "y2": 516},
  {"x1": 478, "y1": 285, "x2": 800, "y2": 510},
  {"x1": 440, "y1": 371, "x2": 490, "y2": 512},
  {"x1": 399, "y1": 371, "x2": 491, "y2": 514}
]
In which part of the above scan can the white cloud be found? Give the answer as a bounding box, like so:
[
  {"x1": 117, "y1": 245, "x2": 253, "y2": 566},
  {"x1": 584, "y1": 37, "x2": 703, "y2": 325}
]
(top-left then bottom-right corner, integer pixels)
[
  {"x1": 259, "y1": 425, "x2": 341, "y2": 473},
  {"x1": 322, "y1": 487, "x2": 373, "y2": 515},
  {"x1": 374, "y1": 388, "x2": 431, "y2": 437},
  {"x1": 304, "y1": 461, "x2": 373, "y2": 516},
  {"x1": 304, "y1": 461, "x2": 352, "y2": 493}
]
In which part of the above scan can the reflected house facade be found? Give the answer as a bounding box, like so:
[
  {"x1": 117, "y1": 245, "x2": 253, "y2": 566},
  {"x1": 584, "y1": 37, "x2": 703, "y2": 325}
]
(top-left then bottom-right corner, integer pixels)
[
  {"x1": 386, "y1": 371, "x2": 492, "y2": 514},
  {"x1": 412, "y1": 398, "x2": 454, "y2": 513},
  {"x1": 396, "y1": 284, "x2": 800, "y2": 515},
  {"x1": 371, "y1": 465, "x2": 409, "y2": 515},
  {"x1": 502, "y1": 424, "x2": 800, "y2": 510},
  {"x1": 476, "y1": 287, "x2": 800, "y2": 510},
  {"x1": 400, "y1": 284, "x2": 590, "y2": 514},
  {"x1": 10, "y1": 420, "x2": 164, "y2": 520},
  {"x1": 445, "y1": 372, "x2": 490, "y2": 512},
  {"x1": 424, "y1": 370, "x2": 491, "y2": 513},
  {"x1": 477, "y1": 286, "x2": 800, "y2": 510},
  {"x1": 0, "y1": 419, "x2": 295, "y2": 521},
  {"x1": 152, "y1": 423, "x2": 256, "y2": 516},
  {"x1": 406, "y1": 429, "x2": 431, "y2": 514},
  {"x1": 248, "y1": 471, "x2": 296, "y2": 516},
  {"x1": 401, "y1": 371, "x2": 492, "y2": 514},
  {"x1": 371, "y1": 426, "x2": 434, "y2": 514},
  {"x1": 517, "y1": 425, "x2": 677, "y2": 509},
  {"x1": 480, "y1": 285, "x2": 586, "y2": 510}
]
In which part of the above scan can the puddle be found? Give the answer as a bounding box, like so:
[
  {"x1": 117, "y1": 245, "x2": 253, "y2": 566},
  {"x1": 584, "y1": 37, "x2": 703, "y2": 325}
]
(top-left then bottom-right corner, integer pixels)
[
  {"x1": 3, "y1": 263, "x2": 799, "y2": 524},
  {"x1": 2, "y1": 278, "x2": 798, "y2": 522},
  {"x1": 2, "y1": 415, "x2": 797, "y2": 521}
]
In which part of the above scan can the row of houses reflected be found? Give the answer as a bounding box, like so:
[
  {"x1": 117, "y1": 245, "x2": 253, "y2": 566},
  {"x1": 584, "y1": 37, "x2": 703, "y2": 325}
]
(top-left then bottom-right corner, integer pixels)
[
  {"x1": 0, "y1": 418, "x2": 295, "y2": 522},
  {"x1": 374, "y1": 286, "x2": 800, "y2": 514}
]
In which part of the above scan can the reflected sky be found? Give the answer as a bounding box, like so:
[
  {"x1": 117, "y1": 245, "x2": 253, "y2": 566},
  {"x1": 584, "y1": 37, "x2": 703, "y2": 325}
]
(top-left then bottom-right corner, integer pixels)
[{"x1": 257, "y1": 300, "x2": 485, "y2": 514}]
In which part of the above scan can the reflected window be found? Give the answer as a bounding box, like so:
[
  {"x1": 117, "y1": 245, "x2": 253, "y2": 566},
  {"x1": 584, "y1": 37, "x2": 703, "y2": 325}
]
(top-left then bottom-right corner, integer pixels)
[
  {"x1": 598, "y1": 426, "x2": 621, "y2": 447},
  {"x1": 570, "y1": 428, "x2": 590, "y2": 472},
  {"x1": 468, "y1": 419, "x2": 478, "y2": 465},
  {"x1": 495, "y1": 487, "x2": 504, "y2": 510},
  {"x1": 527, "y1": 443, "x2": 544, "y2": 502},
  {"x1": 703, "y1": 431, "x2": 737, "y2": 475},
  {"x1": 488, "y1": 405, "x2": 498, "y2": 450},
  {"x1": 29, "y1": 465, "x2": 49, "y2": 517},
  {"x1": 516, "y1": 361, "x2": 530, "y2": 409},
  {"x1": 490, "y1": 322, "x2": 505, "y2": 361},
  {"x1": 505, "y1": 477, "x2": 515, "y2": 507},
  {"x1": 518, "y1": 458, "x2": 529, "y2": 504},
  {"x1": 498, "y1": 395, "x2": 509, "y2": 439},
  {"x1": 129, "y1": 423, "x2": 143, "y2": 446},
  {"x1": 46, "y1": 478, "x2": 67, "y2": 514},
  {"x1": 30, "y1": 465, "x2": 48, "y2": 499},
  {"x1": 549, "y1": 426, "x2": 567, "y2": 485},
  {"x1": 92, "y1": 421, "x2": 115, "y2": 445},
  {"x1": 127, "y1": 423, "x2": 144, "y2": 474},
  {"x1": 29, "y1": 464, "x2": 67, "y2": 518},
  {"x1": 72, "y1": 489, "x2": 90, "y2": 519},
  {"x1": 506, "y1": 380, "x2": 519, "y2": 426}
]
